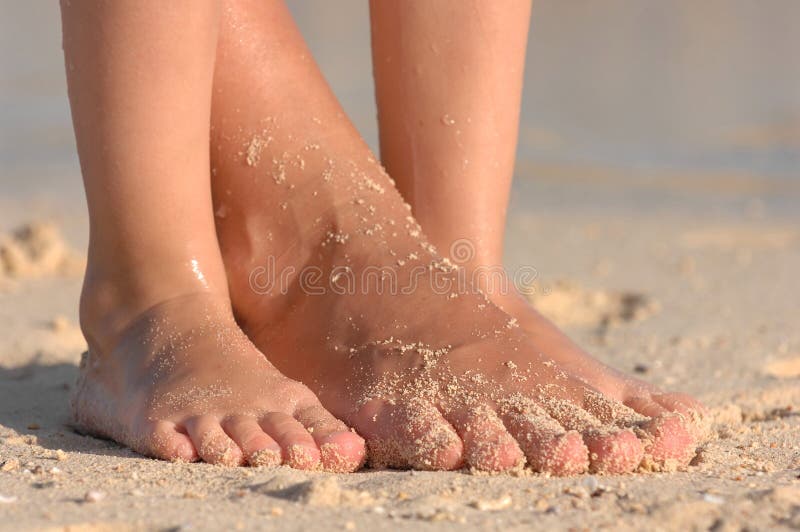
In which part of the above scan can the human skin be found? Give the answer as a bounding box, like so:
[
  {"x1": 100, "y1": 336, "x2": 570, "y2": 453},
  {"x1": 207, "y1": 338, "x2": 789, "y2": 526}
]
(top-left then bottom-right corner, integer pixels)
[
  {"x1": 61, "y1": 0, "x2": 365, "y2": 471},
  {"x1": 369, "y1": 0, "x2": 706, "y2": 427},
  {"x1": 211, "y1": 0, "x2": 699, "y2": 474}
]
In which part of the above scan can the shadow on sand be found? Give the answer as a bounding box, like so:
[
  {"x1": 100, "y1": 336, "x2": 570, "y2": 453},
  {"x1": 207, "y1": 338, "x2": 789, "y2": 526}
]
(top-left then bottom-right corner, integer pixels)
[{"x1": 0, "y1": 361, "x2": 143, "y2": 460}]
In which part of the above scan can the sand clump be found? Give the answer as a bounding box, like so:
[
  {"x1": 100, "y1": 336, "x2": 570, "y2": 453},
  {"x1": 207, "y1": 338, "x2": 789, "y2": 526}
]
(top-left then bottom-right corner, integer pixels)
[
  {"x1": 524, "y1": 279, "x2": 660, "y2": 329},
  {"x1": 763, "y1": 356, "x2": 800, "y2": 379},
  {"x1": 253, "y1": 473, "x2": 374, "y2": 508},
  {"x1": 0, "y1": 222, "x2": 84, "y2": 281}
]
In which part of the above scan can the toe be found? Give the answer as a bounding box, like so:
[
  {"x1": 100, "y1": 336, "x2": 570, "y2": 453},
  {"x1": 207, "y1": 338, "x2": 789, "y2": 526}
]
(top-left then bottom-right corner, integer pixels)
[
  {"x1": 447, "y1": 405, "x2": 524, "y2": 473},
  {"x1": 259, "y1": 412, "x2": 321, "y2": 470},
  {"x1": 638, "y1": 413, "x2": 697, "y2": 469},
  {"x1": 184, "y1": 415, "x2": 244, "y2": 466},
  {"x1": 538, "y1": 395, "x2": 644, "y2": 474},
  {"x1": 502, "y1": 404, "x2": 589, "y2": 476},
  {"x1": 651, "y1": 392, "x2": 707, "y2": 416},
  {"x1": 651, "y1": 393, "x2": 711, "y2": 441},
  {"x1": 221, "y1": 416, "x2": 281, "y2": 467},
  {"x1": 582, "y1": 389, "x2": 648, "y2": 427},
  {"x1": 625, "y1": 395, "x2": 671, "y2": 418},
  {"x1": 141, "y1": 421, "x2": 197, "y2": 462},
  {"x1": 538, "y1": 394, "x2": 604, "y2": 434},
  {"x1": 625, "y1": 396, "x2": 698, "y2": 468},
  {"x1": 294, "y1": 404, "x2": 366, "y2": 473},
  {"x1": 582, "y1": 428, "x2": 644, "y2": 474},
  {"x1": 354, "y1": 398, "x2": 463, "y2": 471}
]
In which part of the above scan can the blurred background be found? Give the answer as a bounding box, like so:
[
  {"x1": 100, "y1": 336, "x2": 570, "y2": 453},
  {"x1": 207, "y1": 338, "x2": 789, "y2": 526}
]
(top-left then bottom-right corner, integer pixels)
[{"x1": 2, "y1": 0, "x2": 800, "y2": 242}]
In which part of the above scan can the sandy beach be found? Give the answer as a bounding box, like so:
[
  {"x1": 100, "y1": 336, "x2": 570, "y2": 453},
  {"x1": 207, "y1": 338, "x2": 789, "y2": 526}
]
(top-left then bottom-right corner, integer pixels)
[
  {"x1": 1, "y1": 173, "x2": 799, "y2": 530},
  {"x1": 2, "y1": 1, "x2": 799, "y2": 530}
]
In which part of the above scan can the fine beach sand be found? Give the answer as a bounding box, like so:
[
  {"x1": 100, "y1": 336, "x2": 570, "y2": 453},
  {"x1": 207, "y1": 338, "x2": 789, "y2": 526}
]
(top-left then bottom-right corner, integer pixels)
[
  {"x1": 1, "y1": 168, "x2": 798, "y2": 531},
  {"x1": 3, "y1": 2, "x2": 800, "y2": 528}
]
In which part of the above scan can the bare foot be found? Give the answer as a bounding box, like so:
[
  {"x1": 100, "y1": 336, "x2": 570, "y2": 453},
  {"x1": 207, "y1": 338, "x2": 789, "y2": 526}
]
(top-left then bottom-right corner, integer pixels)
[
  {"x1": 214, "y1": 123, "x2": 698, "y2": 475},
  {"x1": 486, "y1": 287, "x2": 708, "y2": 443},
  {"x1": 364, "y1": 0, "x2": 707, "y2": 453},
  {"x1": 208, "y1": 0, "x2": 699, "y2": 472},
  {"x1": 60, "y1": 0, "x2": 357, "y2": 474},
  {"x1": 72, "y1": 291, "x2": 365, "y2": 471}
]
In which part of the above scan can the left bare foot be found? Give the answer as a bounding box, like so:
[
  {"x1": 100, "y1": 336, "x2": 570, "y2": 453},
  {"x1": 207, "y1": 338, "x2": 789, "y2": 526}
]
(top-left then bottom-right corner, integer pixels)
[
  {"x1": 209, "y1": 0, "x2": 701, "y2": 473},
  {"x1": 485, "y1": 285, "x2": 708, "y2": 446},
  {"x1": 212, "y1": 119, "x2": 700, "y2": 474}
]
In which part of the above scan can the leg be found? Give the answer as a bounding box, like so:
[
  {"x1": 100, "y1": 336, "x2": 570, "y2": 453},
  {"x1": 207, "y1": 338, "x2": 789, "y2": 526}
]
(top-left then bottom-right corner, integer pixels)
[
  {"x1": 213, "y1": 0, "x2": 695, "y2": 473},
  {"x1": 370, "y1": 0, "x2": 529, "y2": 269},
  {"x1": 62, "y1": 0, "x2": 364, "y2": 471},
  {"x1": 370, "y1": 1, "x2": 706, "y2": 434}
]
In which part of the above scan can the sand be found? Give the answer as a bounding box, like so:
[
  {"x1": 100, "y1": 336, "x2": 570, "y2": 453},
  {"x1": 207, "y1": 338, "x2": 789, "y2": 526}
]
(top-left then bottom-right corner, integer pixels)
[
  {"x1": 2, "y1": 0, "x2": 799, "y2": 528},
  {"x1": 0, "y1": 189, "x2": 798, "y2": 532}
]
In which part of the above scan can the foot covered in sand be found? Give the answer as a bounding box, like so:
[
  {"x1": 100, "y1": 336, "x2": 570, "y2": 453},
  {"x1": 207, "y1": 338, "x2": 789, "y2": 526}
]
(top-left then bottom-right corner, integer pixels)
[
  {"x1": 72, "y1": 291, "x2": 365, "y2": 471},
  {"x1": 216, "y1": 119, "x2": 703, "y2": 474},
  {"x1": 487, "y1": 287, "x2": 709, "y2": 445}
]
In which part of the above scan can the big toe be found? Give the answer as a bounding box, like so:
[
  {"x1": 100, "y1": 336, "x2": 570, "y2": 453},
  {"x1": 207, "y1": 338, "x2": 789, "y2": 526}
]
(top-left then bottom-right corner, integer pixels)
[{"x1": 354, "y1": 398, "x2": 463, "y2": 471}]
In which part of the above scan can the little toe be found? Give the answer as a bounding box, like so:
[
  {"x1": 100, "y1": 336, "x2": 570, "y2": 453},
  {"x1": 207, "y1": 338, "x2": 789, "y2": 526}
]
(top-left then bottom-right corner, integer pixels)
[
  {"x1": 582, "y1": 428, "x2": 644, "y2": 474},
  {"x1": 354, "y1": 398, "x2": 463, "y2": 471},
  {"x1": 259, "y1": 412, "x2": 321, "y2": 470},
  {"x1": 651, "y1": 392, "x2": 706, "y2": 415},
  {"x1": 141, "y1": 420, "x2": 197, "y2": 462},
  {"x1": 651, "y1": 393, "x2": 711, "y2": 441},
  {"x1": 447, "y1": 405, "x2": 524, "y2": 472},
  {"x1": 625, "y1": 396, "x2": 698, "y2": 467},
  {"x1": 624, "y1": 395, "x2": 670, "y2": 419},
  {"x1": 294, "y1": 404, "x2": 366, "y2": 473},
  {"x1": 502, "y1": 406, "x2": 589, "y2": 476},
  {"x1": 221, "y1": 416, "x2": 281, "y2": 467},
  {"x1": 638, "y1": 413, "x2": 697, "y2": 469},
  {"x1": 184, "y1": 415, "x2": 244, "y2": 466}
]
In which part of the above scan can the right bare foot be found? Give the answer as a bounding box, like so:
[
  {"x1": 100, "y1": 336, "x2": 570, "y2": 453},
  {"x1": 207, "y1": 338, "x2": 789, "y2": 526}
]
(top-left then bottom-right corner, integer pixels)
[
  {"x1": 210, "y1": 0, "x2": 698, "y2": 474},
  {"x1": 72, "y1": 290, "x2": 365, "y2": 471},
  {"x1": 214, "y1": 121, "x2": 697, "y2": 476}
]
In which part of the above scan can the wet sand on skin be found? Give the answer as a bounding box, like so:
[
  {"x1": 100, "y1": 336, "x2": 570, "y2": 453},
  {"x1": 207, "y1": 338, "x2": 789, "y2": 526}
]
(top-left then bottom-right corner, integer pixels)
[{"x1": 1, "y1": 170, "x2": 798, "y2": 531}]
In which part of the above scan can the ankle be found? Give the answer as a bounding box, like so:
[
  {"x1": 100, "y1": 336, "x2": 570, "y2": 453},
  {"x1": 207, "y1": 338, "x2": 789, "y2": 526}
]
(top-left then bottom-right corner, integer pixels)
[{"x1": 79, "y1": 257, "x2": 230, "y2": 358}]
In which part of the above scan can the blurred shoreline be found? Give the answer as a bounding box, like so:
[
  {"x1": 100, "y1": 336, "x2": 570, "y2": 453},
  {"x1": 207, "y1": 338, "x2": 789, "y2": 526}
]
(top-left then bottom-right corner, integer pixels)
[{"x1": 4, "y1": 1, "x2": 800, "y2": 193}]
